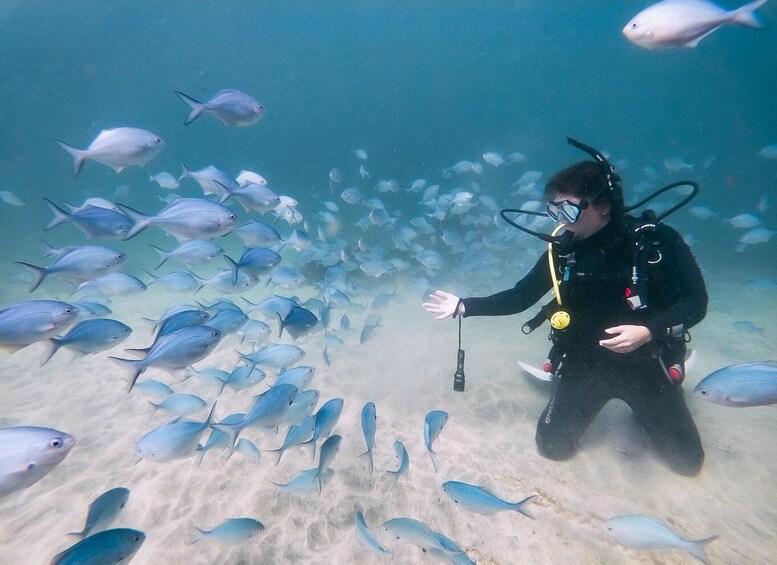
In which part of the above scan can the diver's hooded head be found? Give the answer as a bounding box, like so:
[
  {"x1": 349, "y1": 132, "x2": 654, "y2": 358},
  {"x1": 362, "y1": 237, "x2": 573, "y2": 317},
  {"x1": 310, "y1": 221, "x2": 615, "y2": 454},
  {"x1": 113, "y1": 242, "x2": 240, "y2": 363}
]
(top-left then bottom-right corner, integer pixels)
[{"x1": 544, "y1": 160, "x2": 627, "y2": 240}]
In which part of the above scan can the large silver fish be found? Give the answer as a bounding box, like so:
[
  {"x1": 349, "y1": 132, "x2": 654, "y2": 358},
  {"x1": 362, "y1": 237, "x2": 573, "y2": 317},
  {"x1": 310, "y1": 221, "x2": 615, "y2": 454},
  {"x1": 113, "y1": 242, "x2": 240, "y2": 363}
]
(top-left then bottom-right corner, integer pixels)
[
  {"x1": 0, "y1": 300, "x2": 79, "y2": 354},
  {"x1": 694, "y1": 361, "x2": 777, "y2": 406},
  {"x1": 119, "y1": 198, "x2": 238, "y2": 241},
  {"x1": 175, "y1": 89, "x2": 265, "y2": 127},
  {"x1": 55, "y1": 127, "x2": 164, "y2": 177},
  {"x1": 623, "y1": 0, "x2": 767, "y2": 49},
  {"x1": 0, "y1": 426, "x2": 75, "y2": 498},
  {"x1": 110, "y1": 325, "x2": 222, "y2": 391}
]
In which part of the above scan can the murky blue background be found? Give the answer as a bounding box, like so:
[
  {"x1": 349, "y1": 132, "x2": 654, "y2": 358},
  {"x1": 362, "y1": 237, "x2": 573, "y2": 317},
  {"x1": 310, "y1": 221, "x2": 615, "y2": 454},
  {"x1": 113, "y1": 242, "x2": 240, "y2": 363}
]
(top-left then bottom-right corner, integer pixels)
[{"x1": 1, "y1": 1, "x2": 775, "y2": 275}]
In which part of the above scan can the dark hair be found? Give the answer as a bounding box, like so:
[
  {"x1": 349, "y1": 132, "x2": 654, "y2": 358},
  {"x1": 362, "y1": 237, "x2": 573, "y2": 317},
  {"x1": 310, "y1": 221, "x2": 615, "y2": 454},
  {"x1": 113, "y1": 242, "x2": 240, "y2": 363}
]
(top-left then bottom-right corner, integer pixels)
[{"x1": 544, "y1": 160, "x2": 626, "y2": 221}]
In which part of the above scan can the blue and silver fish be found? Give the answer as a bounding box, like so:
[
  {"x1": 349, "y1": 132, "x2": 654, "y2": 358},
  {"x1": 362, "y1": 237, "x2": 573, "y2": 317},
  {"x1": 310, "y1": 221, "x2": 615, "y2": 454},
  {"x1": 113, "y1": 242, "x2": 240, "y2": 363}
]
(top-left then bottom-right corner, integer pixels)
[
  {"x1": 354, "y1": 511, "x2": 392, "y2": 559},
  {"x1": 176, "y1": 89, "x2": 265, "y2": 127},
  {"x1": 149, "y1": 393, "x2": 207, "y2": 417},
  {"x1": 442, "y1": 481, "x2": 537, "y2": 517},
  {"x1": 313, "y1": 434, "x2": 341, "y2": 493},
  {"x1": 191, "y1": 517, "x2": 265, "y2": 545},
  {"x1": 50, "y1": 528, "x2": 145, "y2": 565},
  {"x1": 603, "y1": 514, "x2": 717, "y2": 564},
  {"x1": 41, "y1": 318, "x2": 132, "y2": 365},
  {"x1": 303, "y1": 397, "x2": 344, "y2": 459},
  {"x1": 386, "y1": 440, "x2": 409, "y2": 482},
  {"x1": 55, "y1": 126, "x2": 163, "y2": 176},
  {"x1": 119, "y1": 198, "x2": 238, "y2": 241},
  {"x1": 110, "y1": 325, "x2": 222, "y2": 391},
  {"x1": 17, "y1": 245, "x2": 125, "y2": 292},
  {"x1": 67, "y1": 487, "x2": 130, "y2": 540},
  {"x1": 0, "y1": 300, "x2": 79, "y2": 354},
  {"x1": 150, "y1": 239, "x2": 223, "y2": 269},
  {"x1": 135, "y1": 404, "x2": 216, "y2": 462},
  {"x1": 424, "y1": 410, "x2": 449, "y2": 472},
  {"x1": 271, "y1": 467, "x2": 334, "y2": 496},
  {"x1": 224, "y1": 247, "x2": 281, "y2": 285},
  {"x1": 0, "y1": 426, "x2": 75, "y2": 498},
  {"x1": 234, "y1": 220, "x2": 282, "y2": 247},
  {"x1": 211, "y1": 383, "x2": 299, "y2": 449},
  {"x1": 360, "y1": 402, "x2": 377, "y2": 473},
  {"x1": 44, "y1": 199, "x2": 133, "y2": 239},
  {"x1": 239, "y1": 343, "x2": 305, "y2": 369},
  {"x1": 694, "y1": 361, "x2": 777, "y2": 406},
  {"x1": 278, "y1": 305, "x2": 318, "y2": 340}
]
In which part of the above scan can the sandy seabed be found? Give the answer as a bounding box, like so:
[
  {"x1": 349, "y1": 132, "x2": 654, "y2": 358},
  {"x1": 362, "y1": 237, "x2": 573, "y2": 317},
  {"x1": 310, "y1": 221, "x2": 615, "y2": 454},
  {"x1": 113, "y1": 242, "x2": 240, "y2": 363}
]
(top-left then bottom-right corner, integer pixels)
[{"x1": 0, "y1": 274, "x2": 775, "y2": 565}]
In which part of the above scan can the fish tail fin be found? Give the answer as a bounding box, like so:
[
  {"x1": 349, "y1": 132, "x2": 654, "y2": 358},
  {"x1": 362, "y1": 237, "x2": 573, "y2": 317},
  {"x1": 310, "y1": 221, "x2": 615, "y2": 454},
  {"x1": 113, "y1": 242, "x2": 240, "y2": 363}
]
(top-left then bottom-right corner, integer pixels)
[
  {"x1": 15, "y1": 261, "x2": 49, "y2": 292},
  {"x1": 53, "y1": 139, "x2": 87, "y2": 177},
  {"x1": 43, "y1": 198, "x2": 71, "y2": 231},
  {"x1": 189, "y1": 526, "x2": 206, "y2": 544},
  {"x1": 147, "y1": 400, "x2": 160, "y2": 413},
  {"x1": 211, "y1": 423, "x2": 240, "y2": 451},
  {"x1": 204, "y1": 401, "x2": 217, "y2": 427},
  {"x1": 65, "y1": 529, "x2": 85, "y2": 540},
  {"x1": 178, "y1": 160, "x2": 191, "y2": 183},
  {"x1": 194, "y1": 445, "x2": 207, "y2": 467},
  {"x1": 267, "y1": 447, "x2": 284, "y2": 466},
  {"x1": 39, "y1": 239, "x2": 60, "y2": 259},
  {"x1": 117, "y1": 204, "x2": 151, "y2": 240},
  {"x1": 224, "y1": 255, "x2": 240, "y2": 285},
  {"x1": 429, "y1": 450, "x2": 439, "y2": 472},
  {"x1": 688, "y1": 535, "x2": 719, "y2": 565},
  {"x1": 512, "y1": 494, "x2": 539, "y2": 519},
  {"x1": 175, "y1": 91, "x2": 205, "y2": 125},
  {"x1": 732, "y1": 0, "x2": 767, "y2": 28},
  {"x1": 358, "y1": 449, "x2": 374, "y2": 473},
  {"x1": 301, "y1": 437, "x2": 317, "y2": 460},
  {"x1": 109, "y1": 356, "x2": 145, "y2": 392},
  {"x1": 385, "y1": 470, "x2": 399, "y2": 485},
  {"x1": 149, "y1": 244, "x2": 169, "y2": 269},
  {"x1": 39, "y1": 338, "x2": 62, "y2": 367},
  {"x1": 277, "y1": 312, "x2": 285, "y2": 338}
]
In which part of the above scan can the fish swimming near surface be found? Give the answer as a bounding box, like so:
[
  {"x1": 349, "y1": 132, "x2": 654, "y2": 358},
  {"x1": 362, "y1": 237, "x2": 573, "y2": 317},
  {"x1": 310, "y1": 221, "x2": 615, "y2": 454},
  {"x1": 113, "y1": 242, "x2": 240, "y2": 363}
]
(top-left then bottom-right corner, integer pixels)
[
  {"x1": 55, "y1": 127, "x2": 164, "y2": 177},
  {"x1": 603, "y1": 514, "x2": 717, "y2": 564},
  {"x1": 175, "y1": 89, "x2": 265, "y2": 127},
  {"x1": 67, "y1": 487, "x2": 130, "y2": 540},
  {"x1": 424, "y1": 410, "x2": 449, "y2": 472},
  {"x1": 190, "y1": 517, "x2": 265, "y2": 545},
  {"x1": 441, "y1": 481, "x2": 537, "y2": 517},
  {"x1": 623, "y1": 0, "x2": 768, "y2": 50},
  {"x1": 0, "y1": 300, "x2": 79, "y2": 354},
  {"x1": 49, "y1": 528, "x2": 146, "y2": 565},
  {"x1": 0, "y1": 426, "x2": 75, "y2": 498},
  {"x1": 694, "y1": 361, "x2": 777, "y2": 406}
]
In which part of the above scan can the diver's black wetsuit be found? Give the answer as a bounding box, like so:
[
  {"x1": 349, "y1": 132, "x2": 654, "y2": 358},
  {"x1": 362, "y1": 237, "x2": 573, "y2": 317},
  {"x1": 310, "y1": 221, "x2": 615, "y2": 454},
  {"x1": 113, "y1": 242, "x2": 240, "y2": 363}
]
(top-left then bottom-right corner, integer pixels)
[{"x1": 461, "y1": 218, "x2": 707, "y2": 476}]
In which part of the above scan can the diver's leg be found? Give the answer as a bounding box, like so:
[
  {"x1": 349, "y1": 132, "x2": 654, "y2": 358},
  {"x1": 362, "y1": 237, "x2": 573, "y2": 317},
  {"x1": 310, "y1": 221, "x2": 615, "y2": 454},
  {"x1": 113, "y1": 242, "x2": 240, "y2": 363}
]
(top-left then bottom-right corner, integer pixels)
[
  {"x1": 535, "y1": 369, "x2": 609, "y2": 461},
  {"x1": 626, "y1": 368, "x2": 704, "y2": 476}
]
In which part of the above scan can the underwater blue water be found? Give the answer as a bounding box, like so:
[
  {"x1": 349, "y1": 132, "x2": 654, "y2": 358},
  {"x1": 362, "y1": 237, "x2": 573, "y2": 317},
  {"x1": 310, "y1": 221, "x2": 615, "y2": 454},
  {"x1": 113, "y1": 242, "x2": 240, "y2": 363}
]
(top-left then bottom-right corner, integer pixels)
[{"x1": 1, "y1": 2, "x2": 776, "y2": 564}]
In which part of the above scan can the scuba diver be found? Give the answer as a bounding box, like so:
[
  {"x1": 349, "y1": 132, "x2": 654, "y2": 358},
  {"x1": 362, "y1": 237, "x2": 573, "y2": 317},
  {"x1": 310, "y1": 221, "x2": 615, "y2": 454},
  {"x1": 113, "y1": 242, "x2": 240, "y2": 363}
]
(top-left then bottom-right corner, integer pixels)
[{"x1": 423, "y1": 138, "x2": 707, "y2": 476}]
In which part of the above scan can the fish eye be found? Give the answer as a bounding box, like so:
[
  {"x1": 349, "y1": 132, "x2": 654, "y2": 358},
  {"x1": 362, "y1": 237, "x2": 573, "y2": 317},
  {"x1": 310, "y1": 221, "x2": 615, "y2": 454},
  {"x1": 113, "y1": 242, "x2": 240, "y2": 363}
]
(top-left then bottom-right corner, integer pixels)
[
  {"x1": 699, "y1": 389, "x2": 708, "y2": 396},
  {"x1": 65, "y1": 308, "x2": 73, "y2": 314},
  {"x1": 134, "y1": 535, "x2": 141, "y2": 542},
  {"x1": 630, "y1": 23, "x2": 638, "y2": 29},
  {"x1": 229, "y1": 214, "x2": 236, "y2": 220},
  {"x1": 50, "y1": 438, "x2": 62, "y2": 447}
]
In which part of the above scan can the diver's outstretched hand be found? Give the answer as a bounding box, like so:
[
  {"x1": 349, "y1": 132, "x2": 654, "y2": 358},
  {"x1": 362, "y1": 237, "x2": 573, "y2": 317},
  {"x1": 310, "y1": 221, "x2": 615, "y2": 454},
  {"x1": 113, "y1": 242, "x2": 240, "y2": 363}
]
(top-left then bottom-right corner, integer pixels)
[{"x1": 423, "y1": 290, "x2": 464, "y2": 320}]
